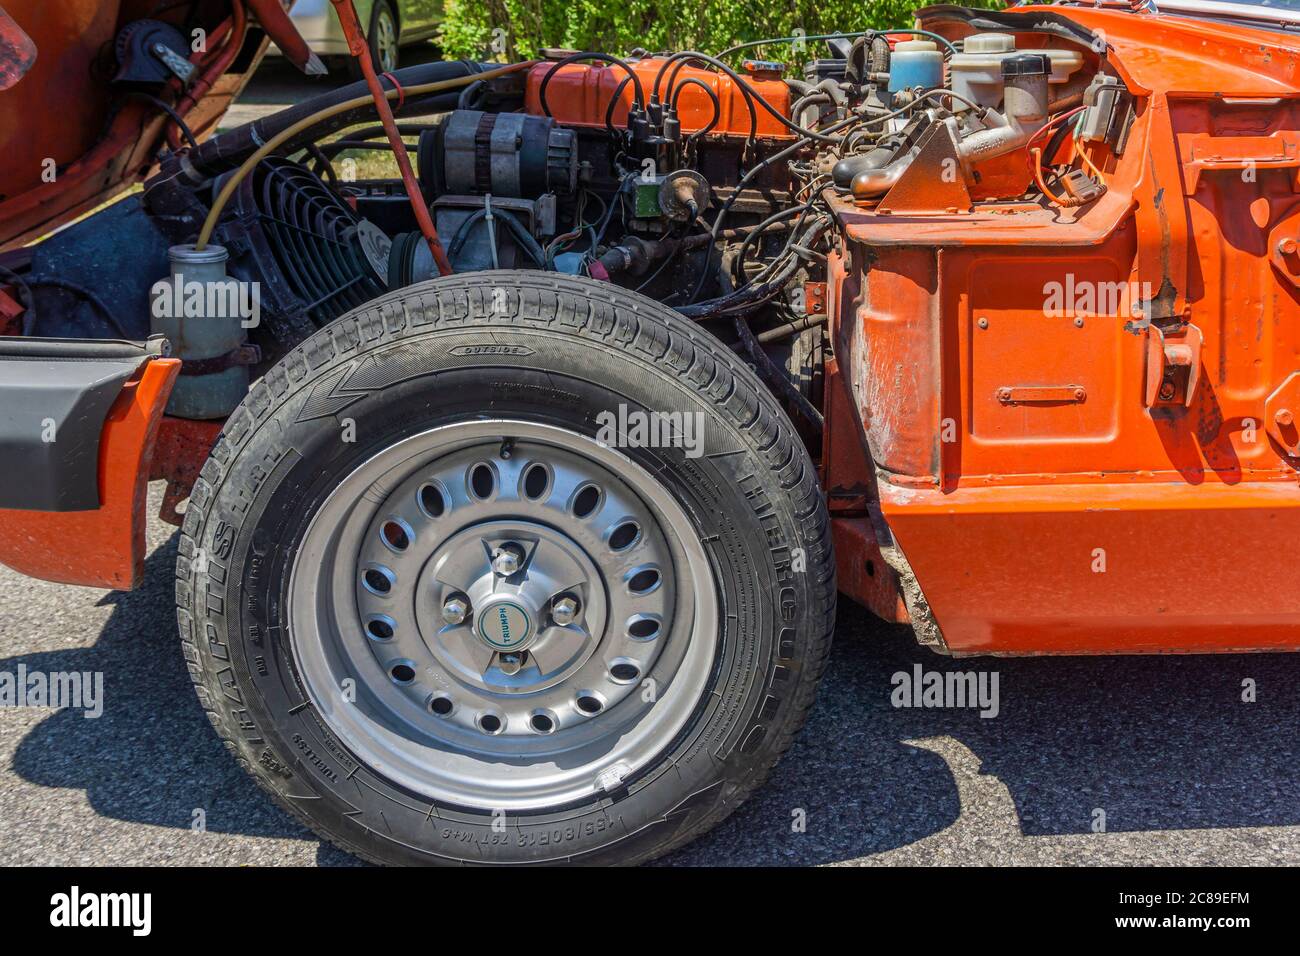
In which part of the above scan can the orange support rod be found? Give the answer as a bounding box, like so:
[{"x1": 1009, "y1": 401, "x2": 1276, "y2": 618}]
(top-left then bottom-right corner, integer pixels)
[{"x1": 329, "y1": 0, "x2": 453, "y2": 275}]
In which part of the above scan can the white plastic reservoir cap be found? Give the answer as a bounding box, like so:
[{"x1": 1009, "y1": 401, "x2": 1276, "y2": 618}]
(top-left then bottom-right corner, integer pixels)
[{"x1": 963, "y1": 33, "x2": 1015, "y2": 54}]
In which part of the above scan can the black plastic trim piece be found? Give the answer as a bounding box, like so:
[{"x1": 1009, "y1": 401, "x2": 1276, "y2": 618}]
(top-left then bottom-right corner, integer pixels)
[{"x1": 0, "y1": 337, "x2": 162, "y2": 512}]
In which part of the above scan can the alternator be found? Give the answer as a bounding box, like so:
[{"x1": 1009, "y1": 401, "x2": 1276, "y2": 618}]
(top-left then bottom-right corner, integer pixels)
[{"x1": 418, "y1": 110, "x2": 578, "y2": 199}]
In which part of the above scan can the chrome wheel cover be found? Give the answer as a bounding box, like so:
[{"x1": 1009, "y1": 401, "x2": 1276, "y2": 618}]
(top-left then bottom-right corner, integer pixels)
[{"x1": 288, "y1": 420, "x2": 717, "y2": 811}]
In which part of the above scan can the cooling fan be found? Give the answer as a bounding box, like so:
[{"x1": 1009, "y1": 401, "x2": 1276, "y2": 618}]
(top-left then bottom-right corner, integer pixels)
[{"x1": 225, "y1": 157, "x2": 391, "y2": 346}]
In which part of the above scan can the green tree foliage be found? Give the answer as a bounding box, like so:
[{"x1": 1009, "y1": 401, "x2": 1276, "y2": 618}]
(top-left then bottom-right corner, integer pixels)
[{"x1": 437, "y1": 1, "x2": 1005, "y2": 62}]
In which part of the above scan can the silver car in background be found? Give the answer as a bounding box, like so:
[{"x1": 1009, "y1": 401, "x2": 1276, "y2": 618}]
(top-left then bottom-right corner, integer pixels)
[{"x1": 272, "y1": 0, "x2": 442, "y2": 74}]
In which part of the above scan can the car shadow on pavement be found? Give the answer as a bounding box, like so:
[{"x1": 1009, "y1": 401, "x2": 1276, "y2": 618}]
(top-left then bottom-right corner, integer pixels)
[
  {"x1": 7, "y1": 533, "x2": 1299, "y2": 866},
  {"x1": 6, "y1": 533, "x2": 362, "y2": 866},
  {"x1": 664, "y1": 603, "x2": 1300, "y2": 865}
]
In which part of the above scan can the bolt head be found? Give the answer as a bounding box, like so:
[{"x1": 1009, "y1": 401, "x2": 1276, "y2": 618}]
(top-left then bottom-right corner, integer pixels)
[
  {"x1": 1278, "y1": 238, "x2": 1298, "y2": 257},
  {"x1": 491, "y1": 545, "x2": 523, "y2": 577},
  {"x1": 551, "y1": 595, "x2": 580, "y2": 626},
  {"x1": 1276, "y1": 407, "x2": 1295, "y2": 428},
  {"x1": 441, "y1": 596, "x2": 469, "y2": 625}
]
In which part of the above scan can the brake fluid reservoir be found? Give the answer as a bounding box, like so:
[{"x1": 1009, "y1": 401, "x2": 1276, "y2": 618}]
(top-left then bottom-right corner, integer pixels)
[
  {"x1": 888, "y1": 40, "x2": 943, "y2": 96},
  {"x1": 949, "y1": 32, "x2": 1086, "y2": 111},
  {"x1": 949, "y1": 33, "x2": 1017, "y2": 111}
]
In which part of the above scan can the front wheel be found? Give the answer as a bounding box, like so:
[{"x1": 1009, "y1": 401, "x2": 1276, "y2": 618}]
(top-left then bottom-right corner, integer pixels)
[{"x1": 177, "y1": 272, "x2": 835, "y2": 865}]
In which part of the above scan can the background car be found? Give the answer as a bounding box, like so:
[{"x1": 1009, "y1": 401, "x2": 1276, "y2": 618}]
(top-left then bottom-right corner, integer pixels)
[{"x1": 271, "y1": 0, "x2": 442, "y2": 75}]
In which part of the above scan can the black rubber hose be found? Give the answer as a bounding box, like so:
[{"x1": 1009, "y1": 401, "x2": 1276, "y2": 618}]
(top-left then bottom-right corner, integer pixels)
[
  {"x1": 734, "y1": 311, "x2": 823, "y2": 428},
  {"x1": 25, "y1": 278, "x2": 130, "y2": 338},
  {"x1": 713, "y1": 241, "x2": 825, "y2": 429},
  {"x1": 683, "y1": 216, "x2": 829, "y2": 319},
  {"x1": 731, "y1": 202, "x2": 814, "y2": 287},
  {"x1": 128, "y1": 91, "x2": 200, "y2": 149},
  {"x1": 686, "y1": 111, "x2": 864, "y2": 303},
  {"x1": 448, "y1": 208, "x2": 546, "y2": 268},
  {"x1": 304, "y1": 142, "x2": 339, "y2": 187},
  {"x1": 655, "y1": 52, "x2": 757, "y2": 145},
  {"x1": 184, "y1": 59, "x2": 485, "y2": 177}
]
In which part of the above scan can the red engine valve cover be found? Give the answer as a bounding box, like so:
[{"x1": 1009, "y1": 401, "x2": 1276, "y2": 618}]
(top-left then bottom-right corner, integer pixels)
[{"x1": 524, "y1": 58, "x2": 795, "y2": 139}]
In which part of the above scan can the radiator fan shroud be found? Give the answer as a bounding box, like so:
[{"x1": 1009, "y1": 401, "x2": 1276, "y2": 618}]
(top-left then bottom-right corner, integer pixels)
[{"x1": 227, "y1": 157, "x2": 390, "y2": 347}]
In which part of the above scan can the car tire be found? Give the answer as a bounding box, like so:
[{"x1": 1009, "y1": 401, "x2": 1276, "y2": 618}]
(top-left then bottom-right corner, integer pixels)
[{"x1": 176, "y1": 271, "x2": 835, "y2": 865}]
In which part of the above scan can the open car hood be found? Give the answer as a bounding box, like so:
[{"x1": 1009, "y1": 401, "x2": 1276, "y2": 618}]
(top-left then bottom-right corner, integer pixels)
[{"x1": 0, "y1": 1, "x2": 317, "y2": 251}]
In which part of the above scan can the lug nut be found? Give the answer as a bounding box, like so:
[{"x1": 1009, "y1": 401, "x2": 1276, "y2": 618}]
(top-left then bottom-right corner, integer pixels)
[
  {"x1": 441, "y1": 595, "x2": 469, "y2": 625},
  {"x1": 551, "y1": 595, "x2": 580, "y2": 626},
  {"x1": 491, "y1": 544, "x2": 524, "y2": 577}
]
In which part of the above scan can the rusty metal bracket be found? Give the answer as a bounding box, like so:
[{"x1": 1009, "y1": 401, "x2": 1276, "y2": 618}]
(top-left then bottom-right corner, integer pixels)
[
  {"x1": 149, "y1": 415, "x2": 224, "y2": 526},
  {"x1": 877, "y1": 124, "x2": 974, "y2": 216},
  {"x1": 803, "y1": 281, "x2": 827, "y2": 315},
  {"x1": 1265, "y1": 372, "x2": 1300, "y2": 458},
  {"x1": 1143, "y1": 322, "x2": 1203, "y2": 407},
  {"x1": 1182, "y1": 131, "x2": 1300, "y2": 196},
  {"x1": 996, "y1": 385, "x2": 1087, "y2": 405}
]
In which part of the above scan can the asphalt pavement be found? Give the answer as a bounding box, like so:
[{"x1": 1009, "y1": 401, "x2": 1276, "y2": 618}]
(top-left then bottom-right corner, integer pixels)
[{"x1": 0, "y1": 487, "x2": 1296, "y2": 866}]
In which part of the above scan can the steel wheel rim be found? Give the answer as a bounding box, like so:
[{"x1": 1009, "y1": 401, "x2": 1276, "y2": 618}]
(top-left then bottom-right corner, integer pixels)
[
  {"x1": 288, "y1": 419, "x2": 717, "y2": 810},
  {"x1": 374, "y1": 9, "x2": 398, "y2": 73}
]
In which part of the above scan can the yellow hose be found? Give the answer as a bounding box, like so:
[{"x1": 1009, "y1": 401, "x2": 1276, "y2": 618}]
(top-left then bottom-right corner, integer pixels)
[{"x1": 195, "y1": 62, "x2": 534, "y2": 250}]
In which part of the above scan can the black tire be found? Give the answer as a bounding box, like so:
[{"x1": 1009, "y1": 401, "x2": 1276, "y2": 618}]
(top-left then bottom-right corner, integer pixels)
[
  {"x1": 345, "y1": 0, "x2": 399, "y2": 80},
  {"x1": 176, "y1": 272, "x2": 835, "y2": 865}
]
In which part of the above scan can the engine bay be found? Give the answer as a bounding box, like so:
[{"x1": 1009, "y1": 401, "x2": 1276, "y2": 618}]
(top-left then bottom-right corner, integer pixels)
[{"x1": 12, "y1": 5, "x2": 1129, "y2": 444}]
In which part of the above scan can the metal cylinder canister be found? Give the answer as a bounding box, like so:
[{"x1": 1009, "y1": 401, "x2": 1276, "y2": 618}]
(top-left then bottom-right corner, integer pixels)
[
  {"x1": 1001, "y1": 54, "x2": 1050, "y2": 128},
  {"x1": 151, "y1": 244, "x2": 251, "y2": 419}
]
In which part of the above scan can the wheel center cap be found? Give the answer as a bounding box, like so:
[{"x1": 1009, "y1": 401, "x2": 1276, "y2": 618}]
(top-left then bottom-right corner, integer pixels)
[{"x1": 475, "y1": 598, "x2": 535, "y2": 652}]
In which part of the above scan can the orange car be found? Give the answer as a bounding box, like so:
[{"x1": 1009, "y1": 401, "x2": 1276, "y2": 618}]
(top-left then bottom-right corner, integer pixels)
[{"x1": 0, "y1": 0, "x2": 1296, "y2": 865}]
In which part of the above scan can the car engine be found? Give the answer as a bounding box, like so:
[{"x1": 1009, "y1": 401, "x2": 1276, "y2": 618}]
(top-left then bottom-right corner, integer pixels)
[{"x1": 24, "y1": 7, "x2": 1119, "y2": 445}]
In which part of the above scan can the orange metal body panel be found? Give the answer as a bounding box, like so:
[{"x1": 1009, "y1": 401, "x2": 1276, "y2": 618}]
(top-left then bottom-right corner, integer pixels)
[
  {"x1": 831, "y1": 518, "x2": 910, "y2": 626},
  {"x1": 0, "y1": 358, "x2": 179, "y2": 589},
  {"x1": 523, "y1": 59, "x2": 795, "y2": 139},
  {"x1": 826, "y1": 8, "x2": 1300, "y2": 654},
  {"x1": 0, "y1": 1, "x2": 268, "y2": 250},
  {"x1": 876, "y1": 480, "x2": 1300, "y2": 655},
  {"x1": 149, "y1": 416, "x2": 225, "y2": 526}
]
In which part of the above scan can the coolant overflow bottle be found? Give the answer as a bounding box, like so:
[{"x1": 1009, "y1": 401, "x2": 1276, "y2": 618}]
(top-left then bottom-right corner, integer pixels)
[{"x1": 151, "y1": 244, "x2": 252, "y2": 419}]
